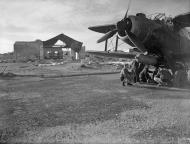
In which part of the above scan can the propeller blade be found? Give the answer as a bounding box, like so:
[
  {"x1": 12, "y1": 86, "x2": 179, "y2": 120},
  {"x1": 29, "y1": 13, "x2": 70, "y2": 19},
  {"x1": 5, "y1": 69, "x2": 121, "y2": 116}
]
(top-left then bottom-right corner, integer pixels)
[
  {"x1": 126, "y1": 31, "x2": 147, "y2": 53},
  {"x1": 124, "y1": 0, "x2": 132, "y2": 19},
  {"x1": 173, "y1": 12, "x2": 190, "y2": 28},
  {"x1": 97, "y1": 29, "x2": 117, "y2": 43},
  {"x1": 88, "y1": 24, "x2": 116, "y2": 34},
  {"x1": 87, "y1": 50, "x2": 136, "y2": 59}
]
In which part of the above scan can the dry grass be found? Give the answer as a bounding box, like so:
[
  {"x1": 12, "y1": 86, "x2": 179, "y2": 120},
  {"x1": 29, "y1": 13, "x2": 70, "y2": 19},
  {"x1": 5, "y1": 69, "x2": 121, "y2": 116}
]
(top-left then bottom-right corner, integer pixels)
[
  {"x1": 0, "y1": 70, "x2": 190, "y2": 144},
  {"x1": 11, "y1": 99, "x2": 190, "y2": 144}
]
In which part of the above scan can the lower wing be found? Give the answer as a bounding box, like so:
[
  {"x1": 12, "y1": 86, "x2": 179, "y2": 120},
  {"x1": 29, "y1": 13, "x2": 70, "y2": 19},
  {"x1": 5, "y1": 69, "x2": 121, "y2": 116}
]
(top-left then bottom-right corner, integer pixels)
[{"x1": 86, "y1": 51, "x2": 136, "y2": 59}]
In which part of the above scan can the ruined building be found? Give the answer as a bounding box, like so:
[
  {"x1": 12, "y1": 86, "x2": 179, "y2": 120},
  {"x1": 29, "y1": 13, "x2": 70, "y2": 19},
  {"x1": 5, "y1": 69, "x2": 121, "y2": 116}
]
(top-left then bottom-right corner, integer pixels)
[{"x1": 14, "y1": 34, "x2": 84, "y2": 60}]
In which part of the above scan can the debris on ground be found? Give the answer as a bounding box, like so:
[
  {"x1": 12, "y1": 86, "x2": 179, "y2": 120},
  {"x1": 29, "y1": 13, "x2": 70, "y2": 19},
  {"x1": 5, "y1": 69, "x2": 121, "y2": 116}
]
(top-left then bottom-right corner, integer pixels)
[{"x1": 0, "y1": 72, "x2": 17, "y2": 78}]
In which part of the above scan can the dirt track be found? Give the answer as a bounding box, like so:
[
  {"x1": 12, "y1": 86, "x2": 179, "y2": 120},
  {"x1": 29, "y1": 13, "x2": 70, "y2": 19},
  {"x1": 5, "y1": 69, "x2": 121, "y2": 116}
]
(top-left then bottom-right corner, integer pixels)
[{"x1": 0, "y1": 71, "x2": 190, "y2": 143}]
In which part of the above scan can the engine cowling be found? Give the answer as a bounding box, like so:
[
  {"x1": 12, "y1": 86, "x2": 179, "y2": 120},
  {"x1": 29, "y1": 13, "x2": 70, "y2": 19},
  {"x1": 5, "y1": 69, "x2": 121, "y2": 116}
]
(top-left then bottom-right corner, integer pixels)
[
  {"x1": 117, "y1": 15, "x2": 161, "y2": 44},
  {"x1": 118, "y1": 34, "x2": 134, "y2": 47},
  {"x1": 136, "y1": 54, "x2": 158, "y2": 65}
]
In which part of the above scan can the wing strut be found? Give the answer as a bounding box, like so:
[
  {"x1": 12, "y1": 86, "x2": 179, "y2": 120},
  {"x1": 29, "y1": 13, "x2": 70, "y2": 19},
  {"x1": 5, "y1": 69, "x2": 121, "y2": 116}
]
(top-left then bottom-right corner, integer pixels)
[
  {"x1": 105, "y1": 39, "x2": 108, "y2": 51},
  {"x1": 115, "y1": 36, "x2": 119, "y2": 52}
]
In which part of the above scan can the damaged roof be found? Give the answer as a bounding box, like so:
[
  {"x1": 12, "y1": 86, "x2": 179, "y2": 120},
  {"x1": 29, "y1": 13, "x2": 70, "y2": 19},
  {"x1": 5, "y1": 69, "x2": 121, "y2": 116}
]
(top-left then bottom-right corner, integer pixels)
[{"x1": 43, "y1": 33, "x2": 83, "y2": 52}]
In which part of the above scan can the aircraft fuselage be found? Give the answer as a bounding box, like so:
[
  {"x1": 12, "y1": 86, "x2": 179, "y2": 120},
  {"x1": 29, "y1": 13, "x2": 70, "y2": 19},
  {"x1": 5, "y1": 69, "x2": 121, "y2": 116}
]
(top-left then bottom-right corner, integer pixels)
[{"x1": 118, "y1": 14, "x2": 190, "y2": 67}]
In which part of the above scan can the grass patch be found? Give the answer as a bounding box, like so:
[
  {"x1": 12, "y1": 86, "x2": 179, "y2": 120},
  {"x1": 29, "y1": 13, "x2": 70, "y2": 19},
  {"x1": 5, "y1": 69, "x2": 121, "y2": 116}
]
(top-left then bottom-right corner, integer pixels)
[{"x1": 1, "y1": 75, "x2": 190, "y2": 143}]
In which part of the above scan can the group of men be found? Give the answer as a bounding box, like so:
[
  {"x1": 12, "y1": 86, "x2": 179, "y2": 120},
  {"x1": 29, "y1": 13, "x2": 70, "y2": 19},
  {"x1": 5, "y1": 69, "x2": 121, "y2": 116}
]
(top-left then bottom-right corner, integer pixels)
[{"x1": 120, "y1": 59, "x2": 188, "y2": 87}]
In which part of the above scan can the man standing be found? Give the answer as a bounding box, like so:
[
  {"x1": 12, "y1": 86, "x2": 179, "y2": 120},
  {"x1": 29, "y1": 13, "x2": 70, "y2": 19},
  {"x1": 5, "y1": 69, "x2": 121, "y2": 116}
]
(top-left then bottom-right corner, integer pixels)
[
  {"x1": 173, "y1": 64, "x2": 188, "y2": 87},
  {"x1": 130, "y1": 59, "x2": 139, "y2": 82}
]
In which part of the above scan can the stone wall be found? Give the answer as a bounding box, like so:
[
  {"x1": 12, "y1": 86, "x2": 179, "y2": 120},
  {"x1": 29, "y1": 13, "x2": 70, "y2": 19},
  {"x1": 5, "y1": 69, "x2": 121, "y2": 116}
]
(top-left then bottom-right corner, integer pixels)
[{"x1": 14, "y1": 40, "x2": 43, "y2": 60}]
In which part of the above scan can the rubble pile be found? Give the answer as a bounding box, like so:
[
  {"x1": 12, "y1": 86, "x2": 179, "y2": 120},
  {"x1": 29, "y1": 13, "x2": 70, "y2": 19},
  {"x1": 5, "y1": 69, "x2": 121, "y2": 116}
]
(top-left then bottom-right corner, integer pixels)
[{"x1": 0, "y1": 72, "x2": 16, "y2": 78}]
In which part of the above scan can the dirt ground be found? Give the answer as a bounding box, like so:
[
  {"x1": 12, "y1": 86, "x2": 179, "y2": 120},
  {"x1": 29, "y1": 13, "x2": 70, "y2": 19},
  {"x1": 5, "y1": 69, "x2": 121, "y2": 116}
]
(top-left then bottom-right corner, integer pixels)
[
  {"x1": 0, "y1": 62, "x2": 190, "y2": 144},
  {"x1": 0, "y1": 62, "x2": 119, "y2": 76}
]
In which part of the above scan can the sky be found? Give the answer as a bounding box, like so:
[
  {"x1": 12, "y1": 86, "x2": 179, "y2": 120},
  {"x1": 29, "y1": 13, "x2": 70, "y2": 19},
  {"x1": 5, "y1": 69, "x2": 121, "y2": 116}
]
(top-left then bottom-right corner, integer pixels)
[{"x1": 0, "y1": 0, "x2": 190, "y2": 54}]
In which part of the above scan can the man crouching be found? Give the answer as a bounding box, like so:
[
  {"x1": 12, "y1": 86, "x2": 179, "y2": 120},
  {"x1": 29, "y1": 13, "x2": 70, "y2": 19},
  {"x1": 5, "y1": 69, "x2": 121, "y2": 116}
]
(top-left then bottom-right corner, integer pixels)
[{"x1": 120, "y1": 63, "x2": 135, "y2": 86}]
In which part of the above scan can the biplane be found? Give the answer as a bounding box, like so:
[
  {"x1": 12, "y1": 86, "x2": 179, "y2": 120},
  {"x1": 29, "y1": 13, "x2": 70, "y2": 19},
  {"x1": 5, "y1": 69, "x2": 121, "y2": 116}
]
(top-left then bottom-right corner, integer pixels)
[{"x1": 88, "y1": 3, "x2": 190, "y2": 73}]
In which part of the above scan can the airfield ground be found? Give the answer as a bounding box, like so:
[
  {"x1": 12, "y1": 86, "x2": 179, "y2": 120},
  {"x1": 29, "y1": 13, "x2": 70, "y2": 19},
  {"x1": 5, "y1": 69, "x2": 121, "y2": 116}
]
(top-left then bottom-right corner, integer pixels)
[{"x1": 0, "y1": 62, "x2": 190, "y2": 144}]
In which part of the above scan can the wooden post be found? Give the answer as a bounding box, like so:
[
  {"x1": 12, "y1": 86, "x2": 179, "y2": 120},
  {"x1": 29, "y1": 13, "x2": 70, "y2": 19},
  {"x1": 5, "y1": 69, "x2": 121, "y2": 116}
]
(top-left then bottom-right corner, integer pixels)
[{"x1": 115, "y1": 36, "x2": 118, "y2": 52}]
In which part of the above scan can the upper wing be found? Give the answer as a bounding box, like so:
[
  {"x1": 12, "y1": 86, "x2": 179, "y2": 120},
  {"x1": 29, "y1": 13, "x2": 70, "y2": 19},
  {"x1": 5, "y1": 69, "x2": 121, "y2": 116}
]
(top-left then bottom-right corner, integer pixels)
[
  {"x1": 87, "y1": 50, "x2": 136, "y2": 59},
  {"x1": 88, "y1": 24, "x2": 116, "y2": 34},
  {"x1": 173, "y1": 12, "x2": 190, "y2": 28}
]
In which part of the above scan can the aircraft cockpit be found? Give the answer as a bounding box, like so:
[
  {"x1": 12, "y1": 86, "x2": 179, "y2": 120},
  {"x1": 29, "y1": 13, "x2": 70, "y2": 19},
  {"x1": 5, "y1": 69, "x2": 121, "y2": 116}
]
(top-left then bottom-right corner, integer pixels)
[
  {"x1": 148, "y1": 13, "x2": 166, "y2": 21},
  {"x1": 148, "y1": 13, "x2": 173, "y2": 28}
]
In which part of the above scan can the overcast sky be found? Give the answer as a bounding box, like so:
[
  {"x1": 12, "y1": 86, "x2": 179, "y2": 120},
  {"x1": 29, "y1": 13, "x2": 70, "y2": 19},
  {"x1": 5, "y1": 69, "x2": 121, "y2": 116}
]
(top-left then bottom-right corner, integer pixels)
[{"x1": 0, "y1": 0, "x2": 190, "y2": 53}]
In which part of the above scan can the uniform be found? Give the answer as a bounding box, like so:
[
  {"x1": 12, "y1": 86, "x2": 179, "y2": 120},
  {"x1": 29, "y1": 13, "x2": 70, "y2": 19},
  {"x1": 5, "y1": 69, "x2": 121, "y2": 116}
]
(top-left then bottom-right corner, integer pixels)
[
  {"x1": 173, "y1": 69, "x2": 188, "y2": 87},
  {"x1": 120, "y1": 65, "x2": 135, "y2": 86},
  {"x1": 139, "y1": 66, "x2": 151, "y2": 83},
  {"x1": 154, "y1": 68, "x2": 173, "y2": 86},
  {"x1": 131, "y1": 59, "x2": 139, "y2": 82}
]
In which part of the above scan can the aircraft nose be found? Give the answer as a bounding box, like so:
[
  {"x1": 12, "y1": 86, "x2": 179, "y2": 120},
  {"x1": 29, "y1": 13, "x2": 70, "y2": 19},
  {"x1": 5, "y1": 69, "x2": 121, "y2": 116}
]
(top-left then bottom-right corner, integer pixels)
[{"x1": 117, "y1": 18, "x2": 132, "y2": 36}]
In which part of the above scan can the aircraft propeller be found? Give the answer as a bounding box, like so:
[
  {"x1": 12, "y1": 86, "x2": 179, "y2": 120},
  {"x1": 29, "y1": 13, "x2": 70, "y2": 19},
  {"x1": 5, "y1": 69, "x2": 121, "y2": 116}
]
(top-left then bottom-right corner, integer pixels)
[
  {"x1": 89, "y1": 0, "x2": 147, "y2": 53},
  {"x1": 95, "y1": 0, "x2": 132, "y2": 44},
  {"x1": 124, "y1": 0, "x2": 132, "y2": 19},
  {"x1": 97, "y1": 29, "x2": 117, "y2": 43}
]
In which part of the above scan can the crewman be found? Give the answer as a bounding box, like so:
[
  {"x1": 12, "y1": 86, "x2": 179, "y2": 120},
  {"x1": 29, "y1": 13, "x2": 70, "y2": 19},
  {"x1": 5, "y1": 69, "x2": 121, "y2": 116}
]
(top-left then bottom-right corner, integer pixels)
[
  {"x1": 130, "y1": 59, "x2": 145, "y2": 83},
  {"x1": 173, "y1": 64, "x2": 188, "y2": 87},
  {"x1": 152, "y1": 67, "x2": 159, "y2": 80},
  {"x1": 130, "y1": 59, "x2": 139, "y2": 82},
  {"x1": 139, "y1": 65, "x2": 152, "y2": 83},
  {"x1": 154, "y1": 67, "x2": 173, "y2": 86},
  {"x1": 120, "y1": 64, "x2": 135, "y2": 86}
]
